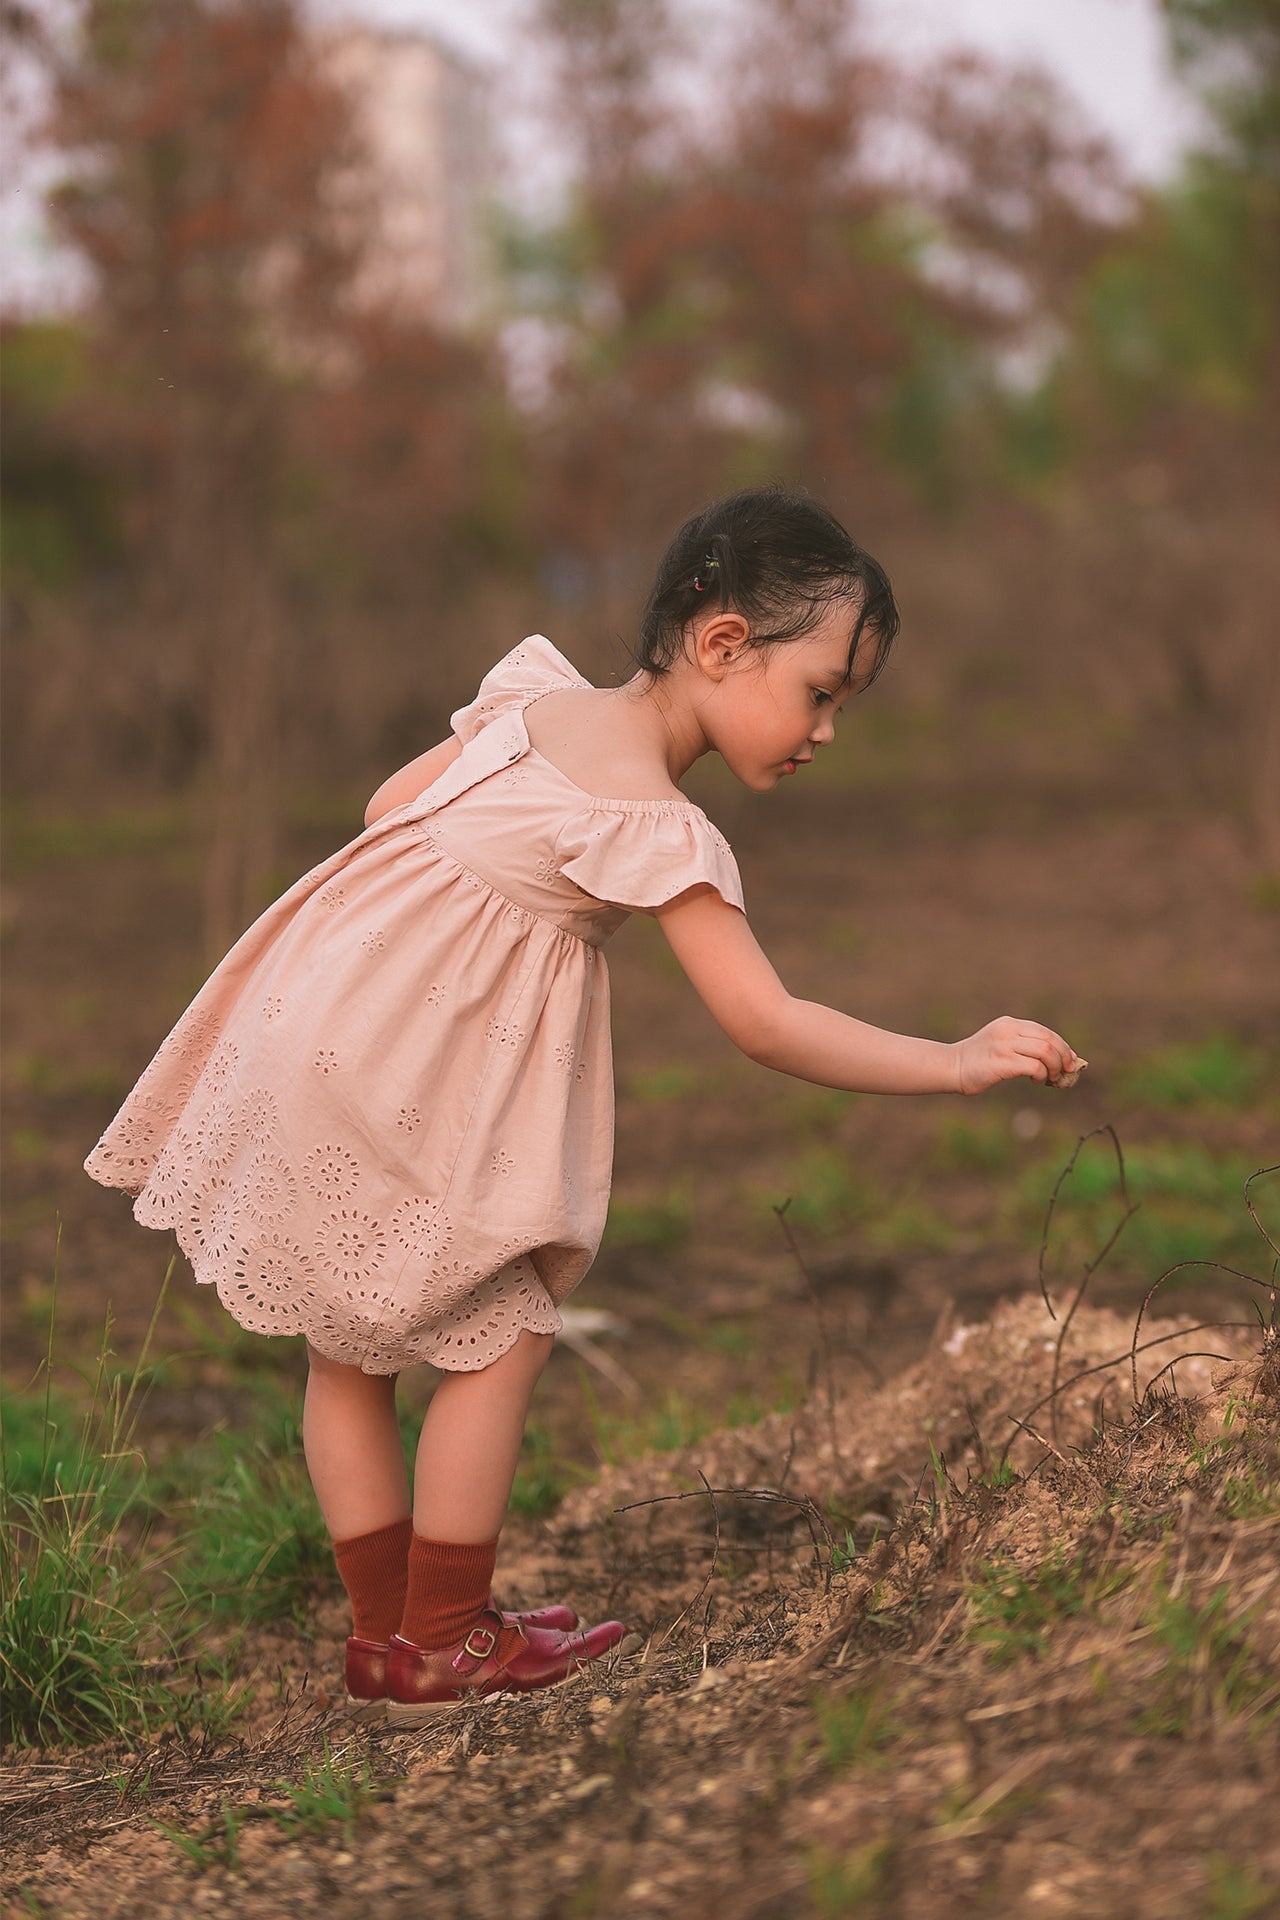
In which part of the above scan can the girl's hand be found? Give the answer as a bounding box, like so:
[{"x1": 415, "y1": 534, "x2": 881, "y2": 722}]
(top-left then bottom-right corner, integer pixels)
[{"x1": 954, "y1": 1017, "x2": 1083, "y2": 1096}]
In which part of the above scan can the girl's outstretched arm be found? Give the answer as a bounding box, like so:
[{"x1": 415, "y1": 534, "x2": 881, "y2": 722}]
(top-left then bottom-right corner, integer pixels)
[
  {"x1": 365, "y1": 736, "x2": 464, "y2": 828},
  {"x1": 655, "y1": 886, "x2": 1078, "y2": 1096}
]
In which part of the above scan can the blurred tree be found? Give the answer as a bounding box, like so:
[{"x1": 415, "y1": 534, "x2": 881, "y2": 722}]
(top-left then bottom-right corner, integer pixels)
[
  {"x1": 42, "y1": 0, "x2": 361, "y2": 955},
  {"x1": 1048, "y1": 0, "x2": 1280, "y2": 866},
  {"x1": 527, "y1": 0, "x2": 1124, "y2": 586}
]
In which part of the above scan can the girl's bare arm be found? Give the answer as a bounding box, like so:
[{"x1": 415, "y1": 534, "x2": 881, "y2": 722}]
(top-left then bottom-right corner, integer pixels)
[
  {"x1": 365, "y1": 736, "x2": 464, "y2": 828},
  {"x1": 655, "y1": 886, "x2": 1077, "y2": 1096}
]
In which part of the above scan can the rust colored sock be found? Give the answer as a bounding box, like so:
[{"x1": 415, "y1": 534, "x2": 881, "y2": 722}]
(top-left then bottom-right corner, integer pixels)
[
  {"x1": 398, "y1": 1534, "x2": 499, "y2": 1649},
  {"x1": 333, "y1": 1516, "x2": 413, "y2": 1644}
]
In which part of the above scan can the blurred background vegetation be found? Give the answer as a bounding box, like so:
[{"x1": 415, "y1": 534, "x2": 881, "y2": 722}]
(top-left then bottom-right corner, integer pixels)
[
  {"x1": 1, "y1": 0, "x2": 1276, "y2": 1404},
  {"x1": 3, "y1": 0, "x2": 1277, "y2": 956}
]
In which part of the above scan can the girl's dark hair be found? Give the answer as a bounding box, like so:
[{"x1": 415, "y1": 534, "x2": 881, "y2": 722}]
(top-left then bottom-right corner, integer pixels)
[
  {"x1": 632, "y1": 486, "x2": 900, "y2": 688},
  {"x1": 633, "y1": 483, "x2": 901, "y2": 687}
]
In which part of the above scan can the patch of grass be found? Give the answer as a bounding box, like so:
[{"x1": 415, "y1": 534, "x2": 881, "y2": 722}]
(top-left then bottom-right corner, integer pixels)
[
  {"x1": 587, "y1": 1385, "x2": 789, "y2": 1467},
  {"x1": 933, "y1": 1115, "x2": 1014, "y2": 1175},
  {"x1": 1135, "y1": 1577, "x2": 1273, "y2": 1736},
  {"x1": 1, "y1": 801, "x2": 192, "y2": 873},
  {"x1": 967, "y1": 1550, "x2": 1129, "y2": 1666},
  {"x1": 628, "y1": 1062, "x2": 707, "y2": 1102},
  {"x1": 1116, "y1": 1036, "x2": 1268, "y2": 1111},
  {"x1": 1204, "y1": 1855, "x2": 1280, "y2": 1920},
  {"x1": 805, "y1": 1838, "x2": 893, "y2": 1912},
  {"x1": 753, "y1": 1147, "x2": 871, "y2": 1237},
  {"x1": 703, "y1": 1321, "x2": 755, "y2": 1359},
  {"x1": 508, "y1": 1423, "x2": 572, "y2": 1518},
  {"x1": 152, "y1": 1798, "x2": 250, "y2": 1875},
  {"x1": 0, "y1": 1380, "x2": 143, "y2": 1515},
  {"x1": 8, "y1": 1125, "x2": 52, "y2": 1163},
  {"x1": 1012, "y1": 1139, "x2": 1263, "y2": 1275},
  {"x1": 4, "y1": 1050, "x2": 126, "y2": 1101},
  {"x1": 1219, "y1": 1462, "x2": 1280, "y2": 1521},
  {"x1": 778, "y1": 1086, "x2": 859, "y2": 1131},
  {"x1": 269, "y1": 1738, "x2": 380, "y2": 1842},
  {"x1": 865, "y1": 1196, "x2": 965, "y2": 1253},
  {"x1": 816, "y1": 917, "x2": 865, "y2": 960},
  {"x1": 175, "y1": 1431, "x2": 332, "y2": 1627},
  {"x1": 0, "y1": 1269, "x2": 183, "y2": 1748},
  {"x1": 602, "y1": 1172, "x2": 695, "y2": 1251},
  {"x1": 812, "y1": 1682, "x2": 899, "y2": 1770}
]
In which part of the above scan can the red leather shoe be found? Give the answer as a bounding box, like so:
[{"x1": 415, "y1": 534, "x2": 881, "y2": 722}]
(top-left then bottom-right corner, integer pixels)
[
  {"x1": 343, "y1": 1594, "x2": 582, "y2": 1716},
  {"x1": 384, "y1": 1607, "x2": 627, "y2": 1724}
]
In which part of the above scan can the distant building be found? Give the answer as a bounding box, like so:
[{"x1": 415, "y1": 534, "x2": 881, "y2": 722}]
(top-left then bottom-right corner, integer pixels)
[{"x1": 319, "y1": 25, "x2": 495, "y2": 332}]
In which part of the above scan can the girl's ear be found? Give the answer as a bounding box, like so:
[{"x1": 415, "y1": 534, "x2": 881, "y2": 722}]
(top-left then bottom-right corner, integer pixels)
[{"x1": 692, "y1": 611, "x2": 751, "y2": 681}]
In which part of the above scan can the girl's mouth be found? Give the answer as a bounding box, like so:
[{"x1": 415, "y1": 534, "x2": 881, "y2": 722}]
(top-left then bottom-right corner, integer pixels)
[{"x1": 783, "y1": 759, "x2": 797, "y2": 774}]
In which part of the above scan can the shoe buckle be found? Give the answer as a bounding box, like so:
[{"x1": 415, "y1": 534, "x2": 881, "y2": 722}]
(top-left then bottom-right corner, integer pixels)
[{"x1": 460, "y1": 1624, "x2": 497, "y2": 1662}]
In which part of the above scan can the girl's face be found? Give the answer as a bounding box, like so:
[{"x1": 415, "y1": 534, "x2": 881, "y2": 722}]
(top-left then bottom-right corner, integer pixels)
[{"x1": 700, "y1": 604, "x2": 864, "y2": 793}]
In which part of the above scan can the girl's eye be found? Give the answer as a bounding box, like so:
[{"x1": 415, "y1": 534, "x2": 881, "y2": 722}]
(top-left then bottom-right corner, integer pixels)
[{"x1": 811, "y1": 690, "x2": 832, "y2": 707}]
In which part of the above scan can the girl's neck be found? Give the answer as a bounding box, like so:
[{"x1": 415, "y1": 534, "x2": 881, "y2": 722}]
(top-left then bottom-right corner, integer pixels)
[{"x1": 606, "y1": 663, "x2": 714, "y2": 786}]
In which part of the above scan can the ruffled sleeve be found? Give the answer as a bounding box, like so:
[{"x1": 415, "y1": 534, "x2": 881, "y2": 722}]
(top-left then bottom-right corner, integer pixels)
[
  {"x1": 450, "y1": 634, "x2": 590, "y2": 744},
  {"x1": 556, "y1": 804, "x2": 746, "y2": 916}
]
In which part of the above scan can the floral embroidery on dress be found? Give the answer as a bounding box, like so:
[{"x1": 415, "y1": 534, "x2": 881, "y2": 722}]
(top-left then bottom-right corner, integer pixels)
[
  {"x1": 240, "y1": 1087, "x2": 280, "y2": 1137},
  {"x1": 425, "y1": 983, "x2": 447, "y2": 1007},
  {"x1": 318, "y1": 885, "x2": 347, "y2": 913},
  {"x1": 490, "y1": 1150, "x2": 515, "y2": 1178},
  {"x1": 485, "y1": 1018, "x2": 525, "y2": 1050},
  {"x1": 204, "y1": 1041, "x2": 239, "y2": 1092},
  {"x1": 316, "y1": 1207, "x2": 387, "y2": 1285},
  {"x1": 242, "y1": 1149, "x2": 297, "y2": 1224},
  {"x1": 132, "y1": 1127, "x2": 194, "y2": 1225},
  {"x1": 187, "y1": 1178, "x2": 241, "y2": 1263},
  {"x1": 315, "y1": 1285, "x2": 418, "y2": 1372},
  {"x1": 533, "y1": 854, "x2": 560, "y2": 885},
  {"x1": 313, "y1": 1049, "x2": 339, "y2": 1075},
  {"x1": 223, "y1": 1231, "x2": 317, "y2": 1329},
  {"x1": 390, "y1": 1195, "x2": 453, "y2": 1260},
  {"x1": 302, "y1": 1143, "x2": 361, "y2": 1203},
  {"x1": 194, "y1": 1098, "x2": 241, "y2": 1171},
  {"x1": 261, "y1": 996, "x2": 284, "y2": 1022},
  {"x1": 360, "y1": 929, "x2": 387, "y2": 954},
  {"x1": 396, "y1": 1105, "x2": 421, "y2": 1134}
]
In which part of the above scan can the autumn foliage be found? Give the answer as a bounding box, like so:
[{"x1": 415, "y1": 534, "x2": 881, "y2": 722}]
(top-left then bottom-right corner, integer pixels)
[{"x1": 3, "y1": 0, "x2": 1277, "y2": 947}]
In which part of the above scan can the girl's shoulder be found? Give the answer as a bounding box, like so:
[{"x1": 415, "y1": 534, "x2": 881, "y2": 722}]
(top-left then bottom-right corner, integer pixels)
[
  {"x1": 450, "y1": 636, "x2": 590, "y2": 743},
  {"x1": 556, "y1": 797, "x2": 743, "y2": 918}
]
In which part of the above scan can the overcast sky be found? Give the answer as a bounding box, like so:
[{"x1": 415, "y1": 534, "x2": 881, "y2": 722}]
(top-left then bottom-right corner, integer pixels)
[
  {"x1": 3, "y1": 0, "x2": 1203, "y2": 313},
  {"x1": 315, "y1": 0, "x2": 1205, "y2": 182}
]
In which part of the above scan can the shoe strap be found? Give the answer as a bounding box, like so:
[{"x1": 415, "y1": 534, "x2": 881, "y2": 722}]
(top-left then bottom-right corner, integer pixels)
[{"x1": 451, "y1": 1610, "x2": 526, "y2": 1677}]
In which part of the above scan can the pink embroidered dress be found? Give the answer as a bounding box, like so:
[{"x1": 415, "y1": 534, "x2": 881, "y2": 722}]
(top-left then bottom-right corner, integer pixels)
[{"x1": 84, "y1": 636, "x2": 746, "y2": 1373}]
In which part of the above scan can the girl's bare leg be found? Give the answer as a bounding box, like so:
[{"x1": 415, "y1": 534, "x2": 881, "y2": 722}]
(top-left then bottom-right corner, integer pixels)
[
  {"x1": 413, "y1": 1330, "x2": 553, "y2": 1542},
  {"x1": 303, "y1": 1344, "x2": 410, "y2": 1539}
]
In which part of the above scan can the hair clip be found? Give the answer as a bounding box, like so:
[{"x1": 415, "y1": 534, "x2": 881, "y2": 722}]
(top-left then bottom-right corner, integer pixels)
[{"x1": 692, "y1": 552, "x2": 720, "y2": 593}]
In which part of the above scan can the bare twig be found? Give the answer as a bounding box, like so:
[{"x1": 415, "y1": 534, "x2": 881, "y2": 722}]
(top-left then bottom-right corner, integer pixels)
[
  {"x1": 654, "y1": 1470, "x2": 722, "y2": 1648},
  {"x1": 1129, "y1": 1258, "x2": 1276, "y2": 1404},
  {"x1": 1035, "y1": 1126, "x2": 1140, "y2": 1446},
  {"x1": 1036, "y1": 1124, "x2": 1136, "y2": 1321},
  {"x1": 998, "y1": 1321, "x2": 1260, "y2": 1469},
  {"x1": 1243, "y1": 1165, "x2": 1280, "y2": 1262}
]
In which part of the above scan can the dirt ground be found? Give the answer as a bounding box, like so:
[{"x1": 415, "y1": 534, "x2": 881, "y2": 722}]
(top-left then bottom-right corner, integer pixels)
[
  {"x1": 3, "y1": 741, "x2": 1278, "y2": 1917},
  {"x1": 2, "y1": 1305, "x2": 1278, "y2": 1919}
]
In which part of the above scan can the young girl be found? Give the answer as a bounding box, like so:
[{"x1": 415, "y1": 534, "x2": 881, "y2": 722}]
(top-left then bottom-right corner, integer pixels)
[{"x1": 85, "y1": 486, "x2": 1081, "y2": 1724}]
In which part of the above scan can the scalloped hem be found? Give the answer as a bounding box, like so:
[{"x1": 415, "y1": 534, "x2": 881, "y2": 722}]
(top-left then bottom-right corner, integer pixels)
[{"x1": 90, "y1": 1146, "x2": 570, "y2": 1375}]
